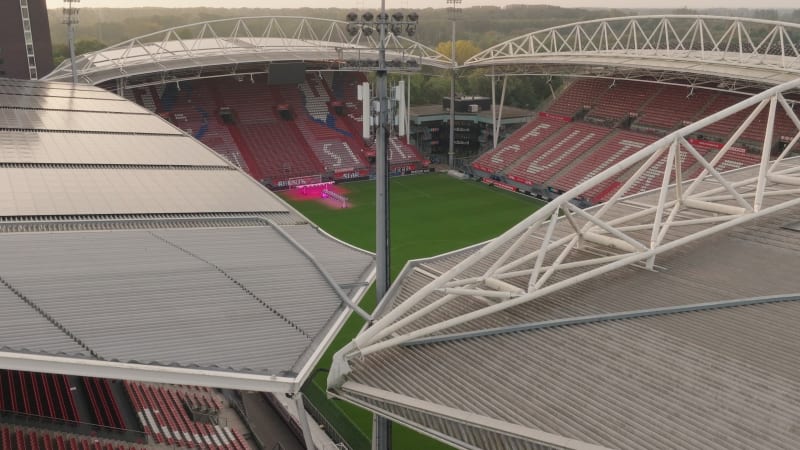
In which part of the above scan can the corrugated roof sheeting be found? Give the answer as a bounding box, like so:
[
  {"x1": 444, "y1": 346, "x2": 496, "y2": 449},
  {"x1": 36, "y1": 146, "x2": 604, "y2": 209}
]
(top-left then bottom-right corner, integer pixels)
[
  {"x1": 155, "y1": 228, "x2": 351, "y2": 337},
  {"x1": 0, "y1": 80, "x2": 122, "y2": 99},
  {"x1": 342, "y1": 390, "x2": 570, "y2": 450},
  {"x1": 0, "y1": 132, "x2": 227, "y2": 166},
  {"x1": 0, "y1": 108, "x2": 179, "y2": 134},
  {"x1": 0, "y1": 93, "x2": 147, "y2": 113},
  {"x1": 395, "y1": 222, "x2": 800, "y2": 339},
  {"x1": 0, "y1": 288, "x2": 89, "y2": 357},
  {"x1": 0, "y1": 167, "x2": 286, "y2": 216},
  {"x1": 0, "y1": 225, "x2": 373, "y2": 374},
  {"x1": 284, "y1": 226, "x2": 375, "y2": 289},
  {"x1": 348, "y1": 299, "x2": 800, "y2": 449}
]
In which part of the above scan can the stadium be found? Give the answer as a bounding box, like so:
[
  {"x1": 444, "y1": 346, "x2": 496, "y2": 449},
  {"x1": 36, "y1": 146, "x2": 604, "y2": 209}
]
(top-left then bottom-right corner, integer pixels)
[{"x1": 1, "y1": 5, "x2": 800, "y2": 450}]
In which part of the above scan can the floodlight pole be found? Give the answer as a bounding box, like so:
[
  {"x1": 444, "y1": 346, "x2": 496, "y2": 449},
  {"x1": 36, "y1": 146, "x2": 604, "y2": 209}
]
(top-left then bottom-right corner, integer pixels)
[
  {"x1": 63, "y1": 0, "x2": 79, "y2": 84},
  {"x1": 447, "y1": 0, "x2": 461, "y2": 169},
  {"x1": 374, "y1": 1, "x2": 393, "y2": 448},
  {"x1": 346, "y1": 8, "x2": 419, "y2": 448}
]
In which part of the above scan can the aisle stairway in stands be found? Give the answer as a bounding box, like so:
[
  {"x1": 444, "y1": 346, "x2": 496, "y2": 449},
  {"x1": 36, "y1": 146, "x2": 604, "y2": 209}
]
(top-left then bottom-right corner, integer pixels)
[
  {"x1": 473, "y1": 117, "x2": 569, "y2": 176},
  {"x1": 506, "y1": 122, "x2": 612, "y2": 186},
  {"x1": 282, "y1": 75, "x2": 368, "y2": 173}
]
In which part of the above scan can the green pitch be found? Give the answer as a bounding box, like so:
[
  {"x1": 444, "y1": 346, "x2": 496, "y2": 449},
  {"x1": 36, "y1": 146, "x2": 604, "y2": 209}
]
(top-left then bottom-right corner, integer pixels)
[{"x1": 281, "y1": 173, "x2": 543, "y2": 450}]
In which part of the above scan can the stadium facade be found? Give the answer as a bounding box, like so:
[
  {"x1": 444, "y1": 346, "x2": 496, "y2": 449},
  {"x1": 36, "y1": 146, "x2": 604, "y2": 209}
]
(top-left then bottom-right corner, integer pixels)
[{"x1": 0, "y1": 0, "x2": 53, "y2": 80}]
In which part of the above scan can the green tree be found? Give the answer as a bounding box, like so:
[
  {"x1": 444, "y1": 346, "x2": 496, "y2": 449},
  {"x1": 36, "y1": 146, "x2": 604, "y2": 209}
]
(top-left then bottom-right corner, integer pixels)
[
  {"x1": 52, "y1": 39, "x2": 107, "y2": 66},
  {"x1": 408, "y1": 74, "x2": 451, "y2": 106},
  {"x1": 754, "y1": 9, "x2": 779, "y2": 21},
  {"x1": 435, "y1": 40, "x2": 482, "y2": 65}
]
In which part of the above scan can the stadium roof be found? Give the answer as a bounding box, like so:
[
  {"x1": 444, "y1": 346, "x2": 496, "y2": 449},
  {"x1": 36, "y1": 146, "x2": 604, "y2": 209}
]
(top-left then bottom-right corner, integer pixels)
[
  {"x1": 465, "y1": 16, "x2": 800, "y2": 92},
  {"x1": 0, "y1": 78, "x2": 375, "y2": 393},
  {"x1": 329, "y1": 78, "x2": 800, "y2": 448},
  {"x1": 43, "y1": 16, "x2": 452, "y2": 87}
]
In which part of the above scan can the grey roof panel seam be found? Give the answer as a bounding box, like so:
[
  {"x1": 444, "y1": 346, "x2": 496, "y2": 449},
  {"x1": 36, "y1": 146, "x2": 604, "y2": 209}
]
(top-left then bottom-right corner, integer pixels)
[
  {"x1": 146, "y1": 229, "x2": 313, "y2": 339},
  {"x1": 0, "y1": 274, "x2": 99, "y2": 358},
  {"x1": 0, "y1": 128, "x2": 181, "y2": 137},
  {"x1": 0, "y1": 105, "x2": 151, "y2": 116}
]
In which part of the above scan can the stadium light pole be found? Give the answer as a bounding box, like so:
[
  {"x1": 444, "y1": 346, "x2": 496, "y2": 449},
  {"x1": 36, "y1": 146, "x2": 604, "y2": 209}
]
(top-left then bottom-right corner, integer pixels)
[
  {"x1": 447, "y1": 0, "x2": 461, "y2": 169},
  {"x1": 346, "y1": 7, "x2": 419, "y2": 450},
  {"x1": 63, "y1": 0, "x2": 80, "y2": 84}
]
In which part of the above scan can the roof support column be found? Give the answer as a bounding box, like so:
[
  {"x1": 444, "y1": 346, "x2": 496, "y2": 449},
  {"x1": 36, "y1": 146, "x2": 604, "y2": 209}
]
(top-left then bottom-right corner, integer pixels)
[
  {"x1": 491, "y1": 66, "x2": 497, "y2": 148},
  {"x1": 755, "y1": 94, "x2": 778, "y2": 212},
  {"x1": 293, "y1": 392, "x2": 317, "y2": 450},
  {"x1": 492, "y1": 72, "x2": 508, "y2": 150}
]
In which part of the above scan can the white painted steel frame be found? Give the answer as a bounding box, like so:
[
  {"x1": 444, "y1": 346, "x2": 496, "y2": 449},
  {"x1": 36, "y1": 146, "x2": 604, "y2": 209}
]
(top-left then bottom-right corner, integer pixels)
[
  {"x1": 334, "y1": 382, "x2": 613, "y2": 450},
  {"x1": 332, "y1": 76, "x2": 800, "y2": 366},
  {"x1": 43, "y1": 16, "x2": 451, "y2": 85},
  {"x1": 465, "y1": 16, "x2": 800, "y2": 85}
]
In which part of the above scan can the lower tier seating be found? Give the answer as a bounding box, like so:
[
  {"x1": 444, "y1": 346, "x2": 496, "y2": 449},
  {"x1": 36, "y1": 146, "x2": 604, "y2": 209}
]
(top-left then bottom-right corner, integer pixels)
[
  {"x1": 0, "y1": 371, "x2": 79, "y2": 423},
  {"x1": 123, "y1": 381, "x2": 247, "y2": 450},
  {"x1": 0, "y1": 426, "x2": 143, "y2": 450}
]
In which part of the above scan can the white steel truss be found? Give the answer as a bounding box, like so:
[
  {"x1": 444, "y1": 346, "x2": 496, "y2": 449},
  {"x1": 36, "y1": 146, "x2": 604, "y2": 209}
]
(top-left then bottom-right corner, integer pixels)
[
  {"x1": 43, "y1": 16, "x2": 451, "y2": 85},
  {"x1": 465, "y1": 16, "x2": 800, "y2": 88},
  {"x1": 331, "y1": 76, "x2": 800, "y2": 370}
]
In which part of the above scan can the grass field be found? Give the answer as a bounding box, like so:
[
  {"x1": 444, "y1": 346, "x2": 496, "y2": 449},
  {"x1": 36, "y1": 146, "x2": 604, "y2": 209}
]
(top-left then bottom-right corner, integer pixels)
[{"x1": 281, "y1": 173, "x2": 543, "y2": 450}]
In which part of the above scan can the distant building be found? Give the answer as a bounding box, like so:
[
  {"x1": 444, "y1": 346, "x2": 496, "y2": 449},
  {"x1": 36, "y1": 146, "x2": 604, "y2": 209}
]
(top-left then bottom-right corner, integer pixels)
[
  {"x1": 410, "y1": 100, "x2": 535, "y2": 164},
  {"x1": 0, "y1": 0, "x2": 53, "y2": 79}
]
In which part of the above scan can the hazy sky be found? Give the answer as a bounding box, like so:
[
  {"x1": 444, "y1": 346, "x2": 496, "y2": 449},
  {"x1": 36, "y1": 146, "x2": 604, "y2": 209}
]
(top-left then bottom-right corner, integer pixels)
[{"x1": 45, "y1": 0, "x2": 800, "y2": 10}]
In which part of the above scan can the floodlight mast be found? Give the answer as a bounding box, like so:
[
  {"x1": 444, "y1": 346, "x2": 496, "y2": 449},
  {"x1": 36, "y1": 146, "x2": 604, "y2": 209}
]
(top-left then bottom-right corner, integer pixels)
[
  {"x1": 345, "y1": 6, "x2": 419, "y2": 450},
  {"x1": 447, "y1": 0, "x2": 461, "y2": 169},
  {"x1": 63, "y1": 0, "x2": 80, "y2": 84}
]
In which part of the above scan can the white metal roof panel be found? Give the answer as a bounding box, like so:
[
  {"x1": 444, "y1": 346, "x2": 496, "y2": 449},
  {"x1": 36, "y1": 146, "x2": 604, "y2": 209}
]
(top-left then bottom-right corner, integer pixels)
[
  {"x1": 0, "y1": 167, "x2": 287, "y2": 216},
  {"x1": 0, "y1": 80, "x2": 124, "y2": 99},
  {"x1": 0, "y1": 92, "x2": 147, "y2": 114},
  {"x1": 0, "y1": 224, "x2": 373, "y2": 376},
  {"x1": 0, "y1": 132, "x2": 227, "y2": 166},
  {"x1": 0, "y1": 288, "x2": 88, "y2": 357},
  {"x1": 0, "y1": 108, "x2": 179, "y2": 134}
]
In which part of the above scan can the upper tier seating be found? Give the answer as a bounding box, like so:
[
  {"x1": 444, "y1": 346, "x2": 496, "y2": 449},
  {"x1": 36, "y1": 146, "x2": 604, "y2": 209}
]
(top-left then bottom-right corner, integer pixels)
[
  {"x1": 699, "y1": 92, "x2": 799, "y2": 143},
  {"x1": 587, "y1": 80, "x2": 658, "y2": 121},
  {"x1": 546, "y1": 79, "x2": 609, "y2": 118},
  {"x1": 636, "y1": 86, "x2": 716, "y2": 130}
]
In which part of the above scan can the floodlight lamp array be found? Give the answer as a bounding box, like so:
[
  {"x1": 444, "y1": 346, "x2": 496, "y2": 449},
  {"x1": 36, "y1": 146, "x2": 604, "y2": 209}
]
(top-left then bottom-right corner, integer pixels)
[
  {"x1": 62, "y1": 0, "x2": 80, "y2": 25},
  {"x1": 345, "y1": 10, "x2": 420, "y2": 38}
]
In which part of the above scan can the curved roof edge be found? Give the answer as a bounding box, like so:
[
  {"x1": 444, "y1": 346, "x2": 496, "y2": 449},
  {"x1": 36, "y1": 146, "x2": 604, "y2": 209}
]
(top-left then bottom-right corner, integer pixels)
[
  {"x1": 43, "y1": 16, "x2": 452, "y2": 86},
  {"x1": 464, "y1": 15, "x2": 800, "y2": 88}
]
